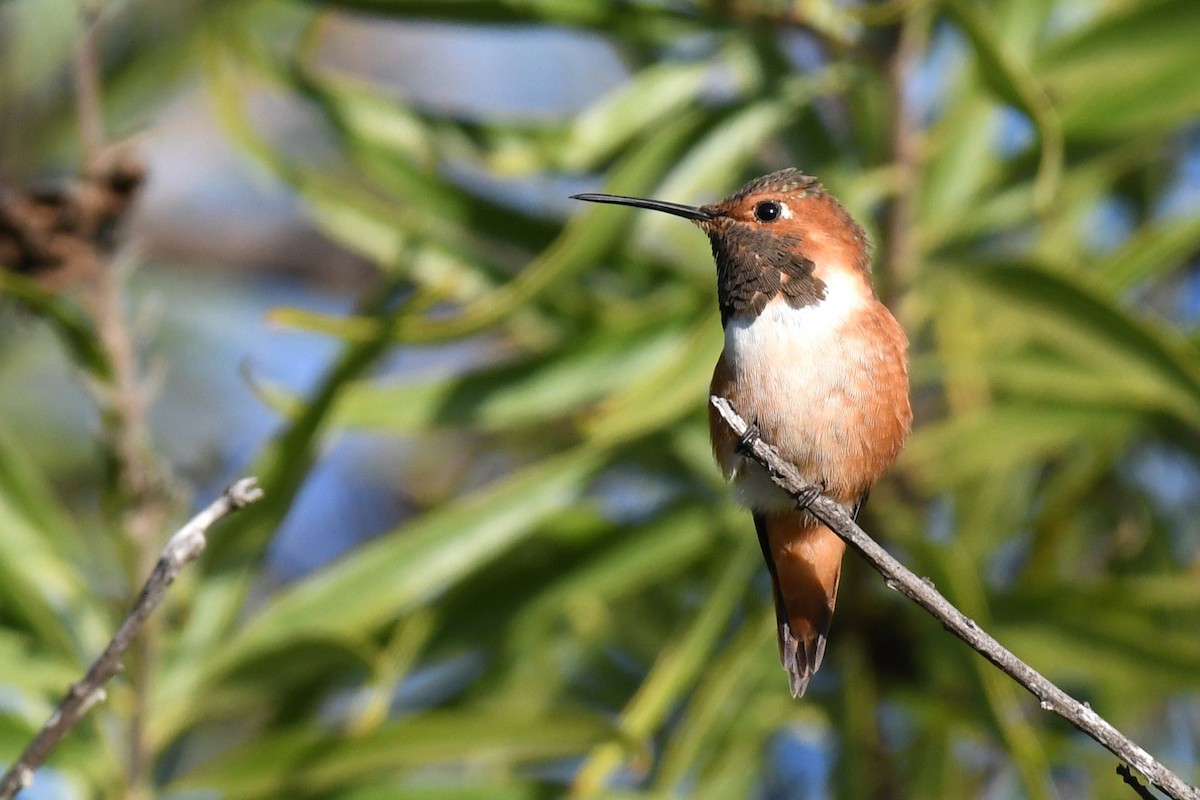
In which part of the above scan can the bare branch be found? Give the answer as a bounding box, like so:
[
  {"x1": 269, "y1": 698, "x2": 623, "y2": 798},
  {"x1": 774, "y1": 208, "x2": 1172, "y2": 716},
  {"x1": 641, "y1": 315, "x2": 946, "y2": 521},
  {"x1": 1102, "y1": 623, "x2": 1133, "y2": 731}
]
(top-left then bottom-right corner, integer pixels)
[
  {"x1": 0, "y1": 479, "x2": 264, "y2": 800},
  {"x1": 709, "y1": 396, "x2": 1200, "y2": 800},
  {"x1": 879, "y1": 5, "x2": 929, "y2": 306},
  {"x1": 69, "y1": 9, "x2": 164, "y2": 782},
  {"x1": 74, "y1": 2, "x2": 105, "y2": 171}
]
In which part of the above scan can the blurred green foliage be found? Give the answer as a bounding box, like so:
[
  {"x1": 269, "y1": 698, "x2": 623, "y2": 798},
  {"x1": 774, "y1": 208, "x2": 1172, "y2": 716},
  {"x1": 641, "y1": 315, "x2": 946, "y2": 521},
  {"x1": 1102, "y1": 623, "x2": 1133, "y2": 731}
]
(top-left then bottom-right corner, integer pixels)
[{"x1": 2, "y1": 0, "x2": 1200, "y2": 798}]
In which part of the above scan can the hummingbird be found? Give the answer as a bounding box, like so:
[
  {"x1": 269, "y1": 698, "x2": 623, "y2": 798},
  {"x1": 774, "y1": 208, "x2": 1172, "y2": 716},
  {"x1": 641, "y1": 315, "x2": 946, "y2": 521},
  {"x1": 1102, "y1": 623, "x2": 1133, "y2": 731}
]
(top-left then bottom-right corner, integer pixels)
[{"x1": 573, "y1": 169, "x2": 912, "y2": 697}]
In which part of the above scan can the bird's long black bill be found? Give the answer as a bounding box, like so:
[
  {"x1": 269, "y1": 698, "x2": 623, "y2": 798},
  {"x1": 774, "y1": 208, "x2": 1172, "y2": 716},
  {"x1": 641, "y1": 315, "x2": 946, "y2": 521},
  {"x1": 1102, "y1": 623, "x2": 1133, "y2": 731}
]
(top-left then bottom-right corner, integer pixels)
[{"x1": 570, "y1": 192, "x2": 712, "y2": 222}]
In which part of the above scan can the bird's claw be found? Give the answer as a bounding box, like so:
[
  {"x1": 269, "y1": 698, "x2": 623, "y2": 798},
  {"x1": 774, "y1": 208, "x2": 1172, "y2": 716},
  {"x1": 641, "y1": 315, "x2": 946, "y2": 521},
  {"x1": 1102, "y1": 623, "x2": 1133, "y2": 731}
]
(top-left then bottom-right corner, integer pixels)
[
  {"x1": 736, "y1": 417, "x2": 761, "y2": 456},
  {"x1": 794, "y1": 480, "x2": 827, "y2": 510}
]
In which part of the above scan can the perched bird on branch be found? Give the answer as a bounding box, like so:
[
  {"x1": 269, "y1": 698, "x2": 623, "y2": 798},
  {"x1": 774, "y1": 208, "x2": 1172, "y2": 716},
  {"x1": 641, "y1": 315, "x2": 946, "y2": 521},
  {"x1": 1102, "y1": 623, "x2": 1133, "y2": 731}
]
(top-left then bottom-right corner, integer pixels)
[{"x1": 574, "y1": 170, "x2": 912, "y2": 696}]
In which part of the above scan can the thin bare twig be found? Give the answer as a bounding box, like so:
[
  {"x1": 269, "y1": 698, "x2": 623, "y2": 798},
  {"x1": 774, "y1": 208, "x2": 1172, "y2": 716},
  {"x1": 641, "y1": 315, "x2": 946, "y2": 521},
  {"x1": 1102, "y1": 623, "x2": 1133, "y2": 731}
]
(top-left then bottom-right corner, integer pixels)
[
  {"x1": 74, "y1": 2, "x2": 105, "y2": 171},
  {"x1": 70, "y1": 7, "x2": 167, "y2": 790},
  {"x1": 0, "y1": 479, "x2": 264, "y2": 800},
  {"x1": 709, "y1": 396, "x2": 1200, "y2": 800},
  {"x1": 880, "y1": 5, "x2": 929, "y2": 307}
]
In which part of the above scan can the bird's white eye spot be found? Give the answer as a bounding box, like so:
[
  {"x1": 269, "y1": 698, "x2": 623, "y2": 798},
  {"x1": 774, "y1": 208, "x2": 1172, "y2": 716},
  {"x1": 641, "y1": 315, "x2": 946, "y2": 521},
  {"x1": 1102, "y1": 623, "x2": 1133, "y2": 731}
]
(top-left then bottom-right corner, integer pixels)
[{"x1": 753, "y1": 200, "x2": 790, "y2": 222}]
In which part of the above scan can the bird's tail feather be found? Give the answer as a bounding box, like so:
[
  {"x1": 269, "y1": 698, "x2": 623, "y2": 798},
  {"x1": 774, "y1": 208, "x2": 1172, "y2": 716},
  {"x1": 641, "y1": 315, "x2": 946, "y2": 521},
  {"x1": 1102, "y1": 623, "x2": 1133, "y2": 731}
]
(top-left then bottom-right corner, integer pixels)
[{"x1": 754, "y1": 512, "x2": 845, "y2": 698}]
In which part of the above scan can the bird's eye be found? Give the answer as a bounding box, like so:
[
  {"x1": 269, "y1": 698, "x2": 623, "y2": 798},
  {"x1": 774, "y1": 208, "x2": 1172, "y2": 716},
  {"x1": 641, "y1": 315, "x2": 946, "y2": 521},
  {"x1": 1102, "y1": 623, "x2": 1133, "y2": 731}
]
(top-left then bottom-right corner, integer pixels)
[{"x1": 754, "y1": 200, "x2": 782, "y2": 222}]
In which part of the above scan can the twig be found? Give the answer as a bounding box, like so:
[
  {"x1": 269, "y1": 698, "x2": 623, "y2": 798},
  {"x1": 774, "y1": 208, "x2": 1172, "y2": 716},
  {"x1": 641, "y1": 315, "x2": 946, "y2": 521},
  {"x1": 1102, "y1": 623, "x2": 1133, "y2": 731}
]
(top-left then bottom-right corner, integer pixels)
[
  {"x1": 709, "y1": 396, "x2": 1200, "y2": 800},
  {"x1": 74, "y1": 2, "x2": 105, "y2": 171},
  {"x1": 879, "y1": 5, "x2": 928, "y2": 307},
  {"x1": 70, "y1": 6, "x2": 167, "y2": 788},
  {"x1": 0, "y1": 479, "x2": 264, "y2": 800}
]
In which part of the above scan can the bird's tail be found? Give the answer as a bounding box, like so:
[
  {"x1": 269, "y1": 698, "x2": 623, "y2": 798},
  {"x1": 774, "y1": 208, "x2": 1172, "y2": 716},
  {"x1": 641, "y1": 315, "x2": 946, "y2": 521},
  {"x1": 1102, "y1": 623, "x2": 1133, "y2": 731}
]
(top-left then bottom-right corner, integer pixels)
[{"x1": 754, "y1": 512, "x2": 846, "y2": 698}]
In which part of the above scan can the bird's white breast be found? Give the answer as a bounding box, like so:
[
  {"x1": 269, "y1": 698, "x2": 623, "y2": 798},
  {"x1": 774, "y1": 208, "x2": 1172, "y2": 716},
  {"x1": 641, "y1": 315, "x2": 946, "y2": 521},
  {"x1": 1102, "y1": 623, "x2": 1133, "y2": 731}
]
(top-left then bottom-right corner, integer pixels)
[
  {"x1": 724, "y1": 269, "x2": 866, "y2": 358},
  {"x1": 721, "y1": 269, "x2": 873, "y2": 511}
]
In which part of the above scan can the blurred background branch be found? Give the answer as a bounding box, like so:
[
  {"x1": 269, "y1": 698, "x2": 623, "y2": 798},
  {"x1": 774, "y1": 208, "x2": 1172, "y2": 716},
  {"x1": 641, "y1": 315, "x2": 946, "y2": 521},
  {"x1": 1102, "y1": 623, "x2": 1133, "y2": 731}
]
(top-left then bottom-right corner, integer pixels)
[{"x1": 0, "y1": 478, "x2": 263, "y2": 800}]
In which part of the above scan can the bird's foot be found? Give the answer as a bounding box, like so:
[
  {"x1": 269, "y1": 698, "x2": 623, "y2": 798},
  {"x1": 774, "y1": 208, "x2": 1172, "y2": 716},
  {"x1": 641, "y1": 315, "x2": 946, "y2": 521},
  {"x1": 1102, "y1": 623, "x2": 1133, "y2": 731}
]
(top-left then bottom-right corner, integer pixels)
[
  {"x1": 793, "y1": 479, "x2": 827, "y2": 510},
  {"x1": 735, "y1": 416, "x2": 762, "y2": 456}
]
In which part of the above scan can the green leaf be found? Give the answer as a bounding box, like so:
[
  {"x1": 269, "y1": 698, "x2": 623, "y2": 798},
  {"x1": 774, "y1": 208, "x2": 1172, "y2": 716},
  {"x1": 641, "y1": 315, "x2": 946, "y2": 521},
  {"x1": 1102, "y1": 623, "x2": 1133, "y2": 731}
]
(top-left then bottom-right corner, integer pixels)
[
  {"x1": 573, "y1": 537, "x2": 759, "y2": 793},
  {"x1": 175, "y1": 709, "x2": 614, "y2": 799},
  {"x1": 0, "y1": 273, "x2": 111, "y2": 379},
  {"x1": 1038, "y1": 0, "x2": 1200, "y2": 139},
  {"x1": 338, "y1": 784, "x2": 543, "y2": 800},
  {"x1": 653, "y1": 607, "x2": 773, "y2": 791},
  {"x1": 393, "y1": 109, "x2": 710, "y2": 343},
  {"x1": 648, "y1": 68, "x2": 849, "y2": 244},
  {"x1": 205, "y1": 282, "x2": 405, "y2": 570},
  {"x1": 289, "y1": 0, "x2": 700, "y2": 36},
  {"x1": 212, "y1": 447, "x2": 604, "y2": 672},
  {"x1": 959, "y1": 263, "x2": 1200, "y2": 425},
  {"x1": 999, "y1": 615, "x2": 1200, "y2": 695},
  {"x1": 328, "y1": 323, "x2": 691, "y2": 434},
  {"x1": 299, "y1": 71, "x2": 560, "y2": 249},
  {"x1": 522, "y1": 507, "x2": 717, "y2": 620},
  {"x1": 942, "y1": 0, "x2": 1062, "y2": 210},
  {"x1": 583, "y1": 319, "x2": 723, "y2": 447},
  {"x1": 563, "y1": 60, "x2": 716, "y2": 172},
  {"x1": 0, "y1": 630, "x2": 79, "y2": 706},
  {"x1": 919, "y1": 95, "x2": 1001, "y2": 237},
  {"x1": 977, "y1": 354, "x2": 1198, "y2": 419},
  {"x1": 1094, "y1": 213, "x2": 1200, "y2": 291},
  {"x1": 0, "y1": 423, "x2": 94, "y2": 656},
  {"x1": 0, "y1": 420, "x2": 84, "y2": 556},
  {"x1": 903, "y1": 404, "x2": 1133, "y2": 486}
]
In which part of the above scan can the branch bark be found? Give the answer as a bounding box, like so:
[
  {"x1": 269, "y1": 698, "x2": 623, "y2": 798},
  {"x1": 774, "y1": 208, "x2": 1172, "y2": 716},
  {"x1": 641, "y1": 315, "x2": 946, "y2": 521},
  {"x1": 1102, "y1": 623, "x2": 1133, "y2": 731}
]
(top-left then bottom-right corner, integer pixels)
[
  {"x1": 70, "y1": 10, "x2": 162, "y2": 790},
  {"x1": 710, "y1": 396, "x2": 1197, "y2": 800},
  {"x1": 74, "y1": 2, "x2": 105, "y2": 171},
  {"x1": 0, "y1": 479, "x2": 264, "y2": 800},
  {"x1": 879, "y1": 5, "x2": 929, "y2": 308}
]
